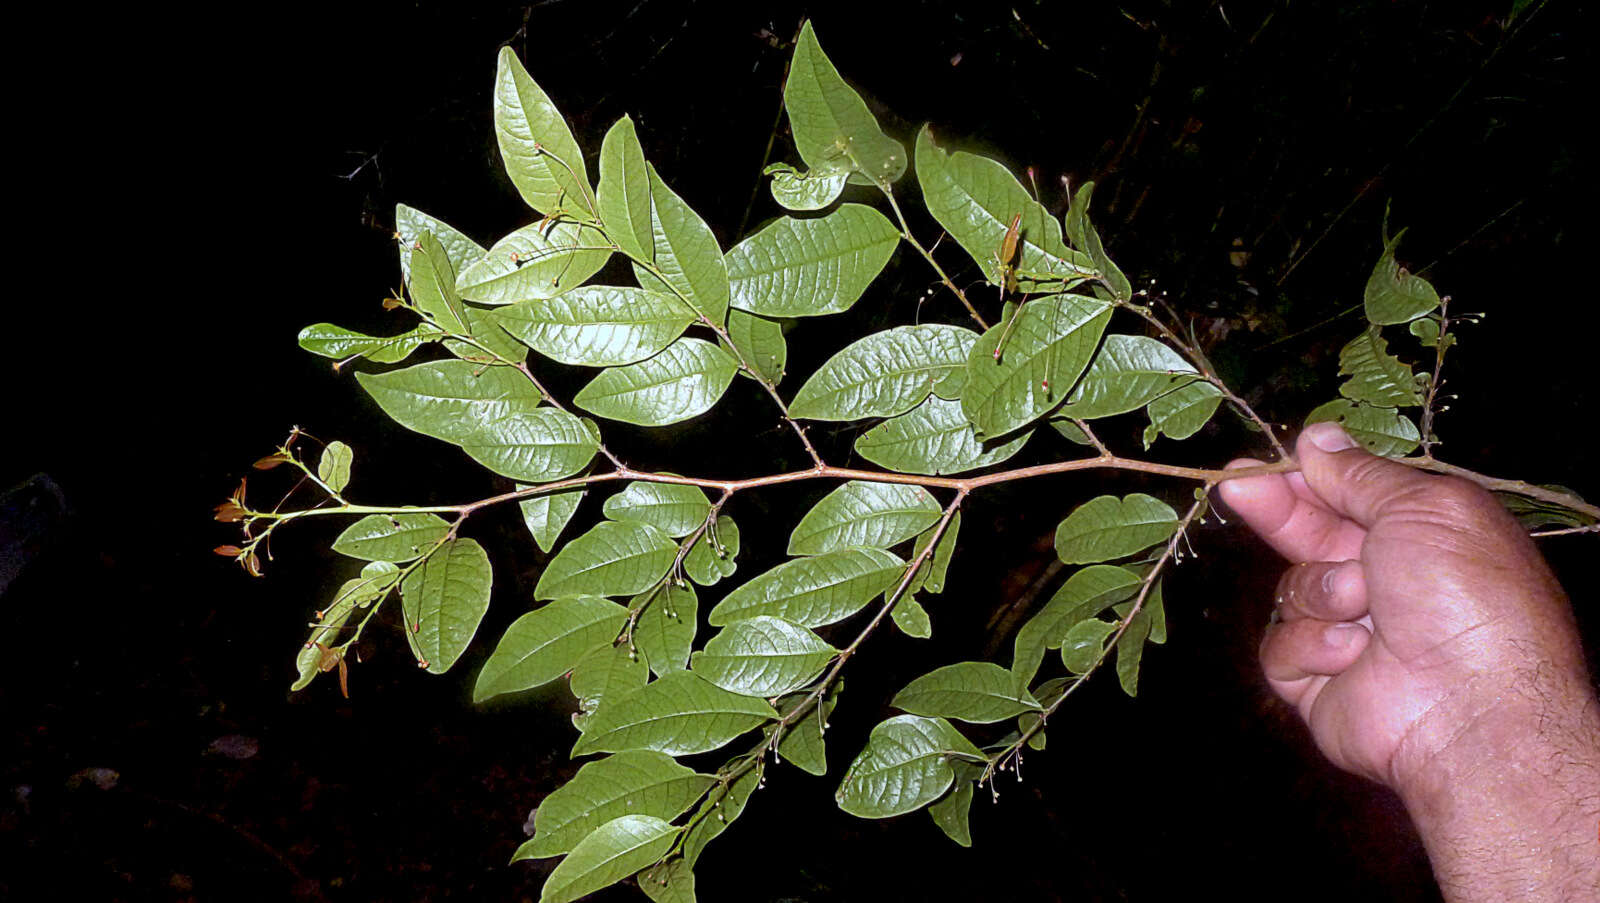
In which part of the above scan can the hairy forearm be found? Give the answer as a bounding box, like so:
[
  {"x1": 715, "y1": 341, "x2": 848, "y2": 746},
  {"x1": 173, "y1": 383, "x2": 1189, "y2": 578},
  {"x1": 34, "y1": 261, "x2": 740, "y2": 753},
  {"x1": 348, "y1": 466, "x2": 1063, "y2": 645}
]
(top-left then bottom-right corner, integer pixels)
[{"x1": 1397, "y1": 665, "x2": 1600, "y2": 903}]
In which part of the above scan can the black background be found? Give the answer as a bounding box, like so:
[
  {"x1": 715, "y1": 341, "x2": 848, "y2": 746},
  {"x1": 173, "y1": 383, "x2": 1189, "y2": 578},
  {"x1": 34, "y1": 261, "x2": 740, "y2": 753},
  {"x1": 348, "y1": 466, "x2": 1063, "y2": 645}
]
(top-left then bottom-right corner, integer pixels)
[{"x1": 5, "y1": 2, "x2": 1595, "y2": 901}]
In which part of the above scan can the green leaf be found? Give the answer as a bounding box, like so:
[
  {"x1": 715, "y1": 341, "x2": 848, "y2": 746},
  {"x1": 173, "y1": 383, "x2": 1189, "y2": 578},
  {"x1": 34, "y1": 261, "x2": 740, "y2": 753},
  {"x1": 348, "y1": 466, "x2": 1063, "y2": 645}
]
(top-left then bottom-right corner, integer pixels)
[
  {"x1": 914, "y1": 127, "x2": 1094, "y2": 293},
  {"x1": 396, "y1": 204, "x2": 486, "y2": 281},
  {"x1": 473, "y1": 596, "x2": 627, "y2": 703},
  {"x1": 407, "y1": 232, "x2": 469, "y2": 335},
  {"x1": 709, "y1": 548, "x2": 904, "y2": 628},
  {"x1": 891, "y1": 662, "x2": 1039, "y2": 723},
  {"x1": 721, "y1": 309, "x2": 788, "y2": 385},
  {"x1": 603, "y1": 481, "x2": 711, "y2": 537},
  {"x1": 317, "y1": 441, "x2": 353, "y2": 493},
  {"x1": 297, "y1": 323, "x2": 440, "y2": 365},
  {"x1": 1059, "y1": 618, "x2": 1116, "y2": 673},
  {"x1": 516, "y1": 750, "x2": 712, "y2": 860},
  {"x1": 1057, "y1": 334, "x2": 1199, "y2": 420},
  {"x1": 1065, "y1": 182, "x2": 1131, "y2": 301},
  {"x1": 634, "y1": 583, "x2": 698, "y2": 677},
  {"x1": 356, "y1": 360, "x2": 599, "y2": 483},
  {"x1": 788, "y1": 481, "x2": 941, "y2": 556},
  {"x1": 493, "y1": 287, "x2": 696, "y2": 367},
  {"x1": 400, "y1": 538, "x2": 492, "y2": 674},
  {"x1": 639, "y1": 858, "x2": 695, "y2": 903},
  {"x1": 854, "y1": 394, "x2": 1030, "y2": 475},
  {"x1": 1304, "y1": 399, "x2": 1420, "y2": 457},
  {"x1": 962, "y1": 294, "x2": 1114, "y2": 438},
  {"x1": 1049, "y1": 418, "x2": 1094, "y2": 446},
  {"x1": 1114, "y1": 602, "x2": 1154, "y2": 697},
  {"x1": 537, "y1": 815, "x2": 679, "y2": 903},
  {"x1": 492, "y1": 46, "x2": 594, "y2": 221},
  {"x1": 571, "y1": 641, "x2": 650, "y2": 731},
  {"x1": 596, "y1": 115, "x2": 654, "y2": 264},
  {"x1": 789, "y1": 325, "x2": 978, "y2": 421},
  {"x1": 836, "y1": 715, "x2": 984, "y2": 819},
  {"x1": 632, "y1": 162, "x2": 730, "y2": 325},
  {"x1": 1053, "y1": 494, "x2": 1179, "y2": 564},
  {"x1": 765, "y1": 162, "x2": 849, "y2": 211},
  {"x1": 773, "y1": 681, "x2": 839, "y2": 775},
  {"x1": 534, "y1": 521, "x2": 678, "y2": 601},
  {"x1": 1011, "y1": 564, "x2": 1142, "y2": 686},
  {"x1": 890, "y1": 597, "x2": 932, "y2": 638},
  {"x1": 572, "y1": 671, "x2": 778, "y2": 757},
  {"x1": 1495, "y1": 485, "x2": 1598, "y2": 531},
  {"x1": 927, "y1": 761, "x2": 980, "y2": 847},
  {"x1": 691, "y1": 616, "x2": 837, "y2": 698},
  {"x1": 1142, "y1": 379, "x2": 1224, "y2": 449},
  {"x1": 519, "y1": 484, "x2": 586, "y2": 554},
  {"x1": 444, "y1": 304, "x2": 529, "y2": 364},
  {"x1": 1363, "y1": 228, "x2": 1439, "y2": 326},
  {"x1": 575, "y1": 338, "x2": 738, "y2": 426},
  {"x1": 454, "y1": 219, "x2": 612, "y2": 305},
  {"x1": 1338, "y1": 328, "x2": 1422, "y2": 407},
  {"x1": 331, "y1": 513, "x2": 450, "y2": 562},
  {"x1": 684, "y1": 516, "x2": 741, "y2": 586},
  {"x1": 1147, "y1": 579, "x2": 1167, "y2": 645},
  {"x1": 785, "y1": 21, "x2": 907, "y2": 186},
  {"x1": 908, "y1": 510, "x2": 960, "y2": 595},
  {"x1": 678, "y1": 763, "x2": 759, "y2": 864},
  {"x1": 726, "y1": 204, "x2": 899, "y2": 317},
  {"x1": 292, "y1": 563, "x2": 399, "y2": 691}
]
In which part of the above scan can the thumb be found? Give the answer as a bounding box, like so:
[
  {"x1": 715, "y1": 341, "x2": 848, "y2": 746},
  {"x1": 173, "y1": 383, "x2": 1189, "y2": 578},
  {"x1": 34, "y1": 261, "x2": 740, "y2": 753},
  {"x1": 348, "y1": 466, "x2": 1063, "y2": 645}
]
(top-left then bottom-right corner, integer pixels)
[{"x1": 1296, "y1": 422, "x2": 1442, "y2": 529}]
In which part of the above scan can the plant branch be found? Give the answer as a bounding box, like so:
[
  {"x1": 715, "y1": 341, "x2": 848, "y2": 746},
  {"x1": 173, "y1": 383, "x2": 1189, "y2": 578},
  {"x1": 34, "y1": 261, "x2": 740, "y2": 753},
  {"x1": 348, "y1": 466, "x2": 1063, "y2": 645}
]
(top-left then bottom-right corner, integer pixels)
[{"x1": 876, "y1": 181, "x2": 990, "y2": 330}]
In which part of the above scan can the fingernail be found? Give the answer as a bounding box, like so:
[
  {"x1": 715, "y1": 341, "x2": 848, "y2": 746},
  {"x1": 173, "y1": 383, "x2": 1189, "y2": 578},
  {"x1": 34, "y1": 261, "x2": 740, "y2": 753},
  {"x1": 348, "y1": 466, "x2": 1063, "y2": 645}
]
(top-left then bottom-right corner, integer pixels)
[
  {"x1": 1324, "y1": 622, "x2": 1363, "y2": 648},
  {"x1": 1321, "y1": 560, "x2": 1354, "y2": 595},
  {"x1": 1306, "y1": 422, "x2": 1358, "y2": 453}
]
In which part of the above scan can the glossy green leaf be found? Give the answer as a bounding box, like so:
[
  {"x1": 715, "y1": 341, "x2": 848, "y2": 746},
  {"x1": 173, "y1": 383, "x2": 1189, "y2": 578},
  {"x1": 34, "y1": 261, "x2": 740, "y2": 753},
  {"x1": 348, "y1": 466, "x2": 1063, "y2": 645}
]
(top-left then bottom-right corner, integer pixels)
[
  {"x1": 571, "y1": 641, "x2": 650, "y2": 731},
  {"x1": 575, "y1": 338, "x2": 738, "y2": 426},
  {"x1": 632, "y1": 162, "x2": 730, "y2": 325},
  {"x1": 691, "y1": 616, "x2": 837, "y2": 697},
  {"x1": 927, "y1": 760, "x2": 980, "y2": 848},
  {"x1": 709, "y1": 548, "x2": 904, "y2": 628},
  {"x1": 1065, "y1": 182, "x2": 1131, "y2": 301},
  {"x1": 331, "y1": 512, "x2": 450, "y2": 562},
  {"x1": 788, "y1": 481, "x2": 941, "y2": 556},
  {"x1": 493, "y1": 287, "x2": 696, "y2": 367},
  {"x1": 1057, "y1": 334, "x2": 1199, "y2": 420},
  {"x1": 317, "y1": 441, "x2": 353, "y2": 493},
  {"x1": 1049, "y1": 418, "x2": 1094, "y2": 446},
  {"x1": 603, "y1": 481, "x2": 711, "y2": 537},
  {"x1": 962, "y1": 294, "x2": 1114, "y2": 438},
  {"x1": 400, "y1": 538, "x2": 492, "y2": 674},
  {"x1": 915, "y1": 127, "x2": 1094, "y2": 293},
  {"x1": 1338, "y1": 328, "x2": 1422, "y2": 407},
  {"x1": 455, "y1": 219, "x2": 611, "y2": 305},
  {"x1": 444, "y1": 304, "x2": 529, "y2": 364},
  {"x1": 537, "y1": 815, "x2": 678, "y2": 903},
  {"x1": 633, "y1": 583, "x2": 698, "y2": 677},
  {"x1": 920, "y1": 510, "x2": 960, "y2": 595},
  {"x1": 891, "y1": 662, "x2": 1039, "y2": 723},
  {"x1": 1011, "y1": 564, "x2": 1142, "y2": 686},
  {"x1": 639, "y1": 858, "x2": 695, "y2": 903},
  {"x1": 726, "y1": 204, "x2": 899, "y2": 317},
  {"x1": 1142, "y1": 379, "x2": 1224, "y2": 449},
  {"x1": 519, "y1": 484, "x2": 585, "y2": 554},
  {"x1": 855, "y1": 394, "x2": 1030, "y2": 475},
  {"x1": 473, "y1": 596, "x2": 627, "y2": 703},
  {"x1": 408, "y1": 232, "x2": 469, "y2": 334},
  {"x1": 396, "y1": 204, "x2": 486, "y2": 281},
  {"x1": 773, "y1": 681, "x2": 839, "y2": 775},
  {"x1": 1059, "y1": 618, "x2": 1116, "y2": 673},
  {"x1": 596, "y1": 115, "x2": 653, "y2": 263},
  {"x1": 835, "y1": 715, "x2": 984, "y2": 819},
  {"x1": 1147, "y1": 579, "x2": 1167, "y2": 644},
  {"x1": 678, "y1": 763, "x2": 759, "y2": 864},
  {"x1": 517, "y1": 751, "x2": 712, "y2": 860},
  {"x1": 1305, "y1": 399, "x2": 1420, "y2": 457},
  {"x1": 571, "y1": 671, "x2": 778, "y2": 757},
  {"x1": 765, "y1": 162, "x2": 849, "y2": 211},
  {"x1": 721, "y1": 309, "x2": 788, "y2": 385},
  {"x1": 1114, "y1": 602, "x2": 1154, "y2": 697},
  {"x1": 356, "y1": 360, "x2": 599, "y2": 483},
  {"x1": 789, "y1": 325, "x2": 978, "y2": 421},
  {"x1": 1363, "y1": 229, "x2": 1439, "y2": 326},
  {"x1": 785, "y1": 21, "x2": 907, "y2": 186},
  {"x1": 297, "y1": 323, "x2": 440, "y2": 365},
  {"x1": 292, "y1": 564, "x2": 399, "y2": 691},
  {"x1": 534, "y1": 521, "x2": 677, "y2": 601},
  {"x1": 1053, "y1": 494, "x2": 1178, "y2": 564},
  {"x1": 493, "y1": 46, "x2": 594, "y2": 220},
  {"x1": 684, "y1": 516, "x2": 740, "y2": 586},
  {"x1": 890, "y1": 597, "x2": 932, "y2": 638}
]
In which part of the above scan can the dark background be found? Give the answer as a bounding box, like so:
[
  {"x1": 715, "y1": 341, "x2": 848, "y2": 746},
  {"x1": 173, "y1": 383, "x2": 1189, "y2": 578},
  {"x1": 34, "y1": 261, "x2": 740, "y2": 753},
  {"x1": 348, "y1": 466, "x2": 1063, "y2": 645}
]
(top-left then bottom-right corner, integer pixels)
[{"x1": 6, "y1": 2, "x2": 1595, "y2": 901}]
